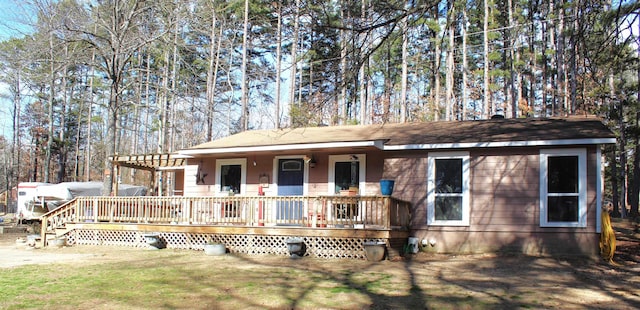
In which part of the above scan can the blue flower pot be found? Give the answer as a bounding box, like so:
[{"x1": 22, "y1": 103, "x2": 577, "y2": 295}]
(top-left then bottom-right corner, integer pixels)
[{"x1": 380, "y1": 179, "x2": 395, "y2": 196}]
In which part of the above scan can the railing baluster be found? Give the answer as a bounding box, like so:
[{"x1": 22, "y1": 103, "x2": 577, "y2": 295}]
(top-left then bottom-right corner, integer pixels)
[{"x1": 41, "y1": 195, "x2": 411, "y2": 235}]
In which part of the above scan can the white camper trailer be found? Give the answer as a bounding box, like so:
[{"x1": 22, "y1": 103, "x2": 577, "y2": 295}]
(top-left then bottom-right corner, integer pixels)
[{"x1": 16, "y1": 182, "x2": 51, "y2": 223}]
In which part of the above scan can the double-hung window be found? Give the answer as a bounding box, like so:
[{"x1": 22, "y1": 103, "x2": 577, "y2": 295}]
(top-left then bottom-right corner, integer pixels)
[
  {"x1": 540, "y1": 149, "x2": 587, "y2": 227},
  {"x1": 427, "y1": 152, "x2": 470, "y2": 226}
]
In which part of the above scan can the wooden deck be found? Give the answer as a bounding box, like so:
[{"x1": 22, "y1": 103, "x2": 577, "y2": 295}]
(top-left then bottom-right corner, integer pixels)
[{"x1": 42, "y1": 195, "x2": 412, "y2": 259}]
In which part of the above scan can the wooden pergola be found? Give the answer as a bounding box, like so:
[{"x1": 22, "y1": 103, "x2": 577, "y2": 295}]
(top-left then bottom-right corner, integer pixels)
[{"x1": 110, "y1": 153, "x2": 189, "y2": 196}]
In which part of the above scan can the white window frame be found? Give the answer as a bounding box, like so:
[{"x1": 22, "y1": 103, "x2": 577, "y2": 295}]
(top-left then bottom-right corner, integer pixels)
[
  {"x1": 215, "y1": 158, "x2": 247, "y2": 195},
  {"x1": 427, "y1": 152, "x2": 470, "y2": 226},
  {"x1": 327, "y1": 154, "x2": 367, "y2": 195},
  {"x1": 539, "y1": 148, "x2": 587, "y2": 228}
]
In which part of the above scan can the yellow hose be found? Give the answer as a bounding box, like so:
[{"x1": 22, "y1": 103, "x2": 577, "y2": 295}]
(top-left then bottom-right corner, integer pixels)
[{"x1": 600, "y1": 209, "x2": 616, "y2": 264}]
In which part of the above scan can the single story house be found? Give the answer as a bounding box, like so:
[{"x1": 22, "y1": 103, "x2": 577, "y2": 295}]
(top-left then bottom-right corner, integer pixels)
[{"x1": 167, "y1": 116, "x2": 616, "y2": 256}]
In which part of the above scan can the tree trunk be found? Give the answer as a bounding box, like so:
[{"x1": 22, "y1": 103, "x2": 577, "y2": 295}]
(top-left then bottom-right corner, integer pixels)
[
  {"x1": 619, "y1": 103, "x2": 627, "y2": 219},
  {"x1": 483, "y1": 0, "x2": 491, "y2": 118},
  {"x1": 358, "y1": 0, "x2": 369, "y2": 125},
  {"x1": 631, "y1": 111, "x2": 640, "y2": 217},
  {"x1": 45, "y1": 32, "x2": 55, "y2": 183},
  {"x1": 274, "y1": 3, "x2": 282, "y2": 128},
  {"x1": 462, "y1": 9, "x2": 468, "y2": 120},
  {"x1": 631, "y1": 41, "x2": 640, "y2": 218},
  {"x1": 86, "y1": 46, "x2": 96, "y2": 182},
  {"x1": 289, "y1": 0, "x2": 300, "y2": 125},
  {"x1": 542, "y1": 12, "x2": 548, "y2": 116},
  {"x1": 169, "y1": 16, "x2": 179, "y2": 152},
  {"x1": 143, "y1": 52, "x2": 151, "y2": 153},
  {"x1": 610, "y1": 145, "x2": 620, "y2": 217},
  {"x1": 240, "y1": 0, "x2": 249, "y2": 131},
  {"x1": 384, "y1": 44, "x2": 392, "y2": 123},
  {"x1": 206, "y1": 10, "x2": 218, "y2": 140},
  {"x1": 102, "y1": 82, "x2": 119, "y2": 196},
  {"x1": 339, "y1": 2, "x2": 348, "y2": 124},
  {"x1": 445, "y1": 1, "x2": 455, "y2": 121},
  {"x1": 556, "y1": 0, "x2": 566, "y2": 115},
  {"x1": 400, "y1": 13, "x2": 408, "y2": 123},
  {"x1": 508, "y1": 0, "x2": 517, "y2": 118},
  {"x1": 57, "y1": 47, "x2": 69, "y2": 183},
  {"x1": 570, "y1": 4, "x2": 578, "y2": 114},
  {"x1": 433, "y1": 6, "x2": 441, "y2": 121},
  {"x1": 529, "y1": 0, "x2": 537, "y2": 116},
  {"x1": 548, "y1": 0, "x2": 557, "y2": 115},
  {"x1": 12, "y1": 68, "x2": 21, "y2": 186}
]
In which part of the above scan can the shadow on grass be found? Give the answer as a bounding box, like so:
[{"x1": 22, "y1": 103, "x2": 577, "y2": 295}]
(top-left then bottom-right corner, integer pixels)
[
  {"x1": 53, "y1": 238, "x2": 639, "y2": 309},
  {"x1": 4, "y1": 221, "x2": 638, "y2": 309}
]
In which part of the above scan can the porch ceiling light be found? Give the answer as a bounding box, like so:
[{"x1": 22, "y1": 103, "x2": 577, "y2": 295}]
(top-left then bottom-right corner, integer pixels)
[{"x1": 305, "y1": 155, "x2": 317, "y2": 168}]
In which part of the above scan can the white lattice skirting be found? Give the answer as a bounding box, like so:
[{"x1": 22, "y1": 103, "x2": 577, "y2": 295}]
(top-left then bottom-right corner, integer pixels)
[{"x1": 67, "y1": 229, "x2": 389, "y2": 259}]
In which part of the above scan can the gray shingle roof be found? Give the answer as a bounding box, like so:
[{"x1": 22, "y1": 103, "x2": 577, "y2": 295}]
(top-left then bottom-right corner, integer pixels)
[{"x1": 183, "y1": 117, "x2": 615, "y2": 152}]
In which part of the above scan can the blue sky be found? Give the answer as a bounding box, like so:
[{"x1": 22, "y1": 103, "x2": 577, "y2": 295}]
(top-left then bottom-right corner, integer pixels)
[
  {"x1": 0, "y1": 1, "x2": 33, "y2": 138},
  {"x1": 0, "y1": 1, "x2": 33, "y2": 41}
]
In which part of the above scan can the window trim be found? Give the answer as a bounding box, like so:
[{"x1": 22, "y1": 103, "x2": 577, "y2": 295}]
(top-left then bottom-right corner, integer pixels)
[
  {"x1": 427, "y1": 151, "x2": 470, "y2": 226},
  {"x1": 328, "y1": 154, "x2": 367, "y2": 195},
  {"x1": 215, "y1": 158, "x2": 247, "y2": 194},
  {"x1": 539, "y1": 148, "x2": 587, "y2": 228}
]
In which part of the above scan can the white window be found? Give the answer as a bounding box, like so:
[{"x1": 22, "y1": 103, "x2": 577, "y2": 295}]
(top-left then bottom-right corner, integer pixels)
[
  {"x1": 215, "y1": 159, "x2": 247, "y2": 194},
  {"x1": 540, "y1": 149, "x2": 587, "y2": 227},
  {"x1": 427, "y1": 152, "x2": 470, "y2": 226},
  {"x1": 328, "y1": 154, "x2": 366, "y2": 195}
]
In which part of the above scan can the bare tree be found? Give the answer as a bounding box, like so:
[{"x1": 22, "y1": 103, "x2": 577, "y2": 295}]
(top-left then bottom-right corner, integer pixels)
[{"x1": 65, "y1": 0, "x2": 169, "y2": 195}]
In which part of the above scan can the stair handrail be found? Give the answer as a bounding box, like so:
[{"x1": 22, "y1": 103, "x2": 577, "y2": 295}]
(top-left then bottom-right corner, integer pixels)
[{"x1": 40, "y1": 198, "x2": 79, "y2": 239}]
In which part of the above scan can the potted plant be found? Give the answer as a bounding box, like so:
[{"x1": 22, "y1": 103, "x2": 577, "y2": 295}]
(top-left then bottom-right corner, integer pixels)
[
  {"x1": 204, "y1": 239, "x2": 226, "y2": 256},
  {"x1": 286, "y1": 237, "x2": 306, "y2": 258},
  {"x1": 379, "y1": 179, "x2": 395, "y2": 196},
  {"x1": 142, "y1": 232, "x2": 163, "y2": 250},
  {"x1": 363, "y1": 241, "x2": 386, "y2": 261}
]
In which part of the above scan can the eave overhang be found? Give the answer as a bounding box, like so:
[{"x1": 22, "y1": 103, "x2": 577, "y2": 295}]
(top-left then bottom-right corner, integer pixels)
[
  {"x1": 383, "y1": 137, "x2": 617, "y2": 150},
  {"x1": 178, "y1": 140, "x2": 386, "y2": 156}
]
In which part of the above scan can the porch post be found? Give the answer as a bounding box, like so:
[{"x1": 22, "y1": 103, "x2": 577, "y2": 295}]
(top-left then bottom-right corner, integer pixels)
[
  {"x1": 93, "y1": 198, "x2": 98, "y2": 222},
  {"x1": 40, "y1": 214, "x2": 47, "y2": 247},
  {"x1": 113, "y1": 164, "x2": 119, "y2": 196},
  {"x1": 150, "y1": 170, "x2": 156, "y2": 196},
  {"x1": 383, "y1": 197, "x2": 391, "y2": 228},
  {"x1": 311, "y1": 199, "x2": 317, "y2": 227}
]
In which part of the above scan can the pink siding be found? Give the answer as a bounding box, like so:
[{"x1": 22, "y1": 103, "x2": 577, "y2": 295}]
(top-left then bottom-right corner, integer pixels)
[
  {"x1": 382, "y1": 146, "x2": 601, "y2": 256},
  {"x1": 382, "y1": 154, "x2": 429, "y2": 223},
  {"x1": 180, "y1": 145, "x2": 602, "y2": 256},
  {"x1": 470, "y1": 149, "x2": 540, "y2": 230}
]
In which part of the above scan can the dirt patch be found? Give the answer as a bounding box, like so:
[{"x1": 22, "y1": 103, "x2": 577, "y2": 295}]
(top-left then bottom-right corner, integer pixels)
[{"x1": 1, "y1": 217, "x2": 639, "y2": 309}]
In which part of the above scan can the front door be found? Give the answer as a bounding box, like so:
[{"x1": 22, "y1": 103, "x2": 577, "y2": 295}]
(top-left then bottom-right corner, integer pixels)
[{"x1": 277, "y1": 158, "x2": 304, "y2": 220}]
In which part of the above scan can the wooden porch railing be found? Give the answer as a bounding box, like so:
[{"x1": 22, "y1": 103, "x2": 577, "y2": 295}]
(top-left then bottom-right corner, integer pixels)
[{"x1": 42, "y1": 195, "x2": 411, "y2": 236}]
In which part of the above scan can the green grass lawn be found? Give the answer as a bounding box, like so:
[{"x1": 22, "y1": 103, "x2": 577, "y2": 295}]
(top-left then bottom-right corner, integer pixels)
[
  {"x1": 0, "y1": 250, "x2": 424, "y2": 310},
  {"x1": 1, "y1": 245, "x2": 635, "y2": 310}
]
